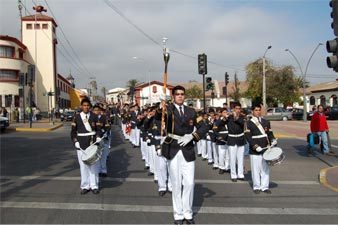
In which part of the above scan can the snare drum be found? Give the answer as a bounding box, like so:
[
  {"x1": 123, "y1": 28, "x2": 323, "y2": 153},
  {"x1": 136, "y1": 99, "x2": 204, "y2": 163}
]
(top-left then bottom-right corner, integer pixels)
[
  {"x1": 263, "y1": 147, "x2": 285, "y2": 166},
  {"x1": 81, "y1": 144, "x2": 102, "y2": 165}
]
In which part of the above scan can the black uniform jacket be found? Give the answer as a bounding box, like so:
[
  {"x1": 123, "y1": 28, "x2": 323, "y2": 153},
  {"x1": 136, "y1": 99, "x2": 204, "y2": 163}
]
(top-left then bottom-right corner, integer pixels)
[
  {"x1": 71, "y1": 112, "x2": 101, "y2": 150},
  {"x1": 130, "y1": 111, "x2": 140, "y2": 129},
  {"x1": 161, "y1": 104, "x2": 208, "y2": 162},
  {"x1": 214, "y1": 118, "x2": 228, "y2": 145},
  {"x1": 227, "y1": 115, "x2": 246, "y2": 146},
  {"x1": 245, "y1": 117, "x2": 275, "y2": 155}
]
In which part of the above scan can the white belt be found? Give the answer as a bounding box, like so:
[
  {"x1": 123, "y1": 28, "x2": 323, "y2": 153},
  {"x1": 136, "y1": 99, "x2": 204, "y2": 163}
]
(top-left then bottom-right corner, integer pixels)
[
  {"x1": 154, "y1": 136, "x2": 162, "y2": 140},
  {"x1": 252, "y1": 134, "x2": 267, "y2": 139},
  {"x1": 219, "y1": 131, "x2": 228, "y2": 134},
  {"x1": 77, "y1": 131, "x2": 96, "y2": 136},
  {"x1": 131, "y1": 121, "x2": 136, "y2": 124},
  {"x1": 167, "y1": 133, "x2": 183, "y2": 140},
  {"x1": 228, "y1": 133, "x2": 244, "y2": 137},
  {"x1": 208, "y1": 130, "x2": 213, "y2": 133}
]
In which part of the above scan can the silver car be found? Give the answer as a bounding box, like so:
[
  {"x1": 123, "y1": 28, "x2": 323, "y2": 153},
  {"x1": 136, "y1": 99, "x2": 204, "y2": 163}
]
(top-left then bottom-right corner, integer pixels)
[{"x1": 264, "y1": 107, "x2": 293, "y2": 121}]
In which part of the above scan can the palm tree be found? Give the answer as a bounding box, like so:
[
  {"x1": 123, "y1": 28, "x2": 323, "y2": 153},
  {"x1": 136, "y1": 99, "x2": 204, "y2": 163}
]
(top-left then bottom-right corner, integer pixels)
[{"x1": 126, "y1": 79, "x2": 139, "y2": 103}]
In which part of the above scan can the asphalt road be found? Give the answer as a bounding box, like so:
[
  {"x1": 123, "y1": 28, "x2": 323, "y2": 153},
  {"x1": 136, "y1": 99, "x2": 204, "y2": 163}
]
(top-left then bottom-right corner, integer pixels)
[{"x1": 1, "y1": 123, "x2": 338, "y2": 224}]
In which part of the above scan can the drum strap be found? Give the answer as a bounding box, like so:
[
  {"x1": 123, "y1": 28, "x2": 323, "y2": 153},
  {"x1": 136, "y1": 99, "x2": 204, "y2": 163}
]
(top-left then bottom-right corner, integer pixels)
[{"x1": 250, "y1": 117, "x2": 266, "y2": 136}]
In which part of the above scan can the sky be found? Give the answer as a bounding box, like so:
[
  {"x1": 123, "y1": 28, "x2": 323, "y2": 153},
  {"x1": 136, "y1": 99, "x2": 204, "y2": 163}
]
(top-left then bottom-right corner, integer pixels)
[{"x1": 1, "y1": 0, "x2": 337, "y2": 91}]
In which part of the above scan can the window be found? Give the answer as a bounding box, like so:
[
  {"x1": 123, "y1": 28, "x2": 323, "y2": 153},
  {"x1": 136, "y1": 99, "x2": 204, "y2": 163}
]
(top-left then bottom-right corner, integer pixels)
[
  {"x1": 0, "y1": 45, "x2": 15, "y2": 57},
  {"x1": 14, "y1": 95, "x2": 19, "y2": 107},
  {"x1": 0, "y1": 95, "x2": 2, "y2": 107},
  {"x1": 5, "y1": 95, "x2": 12, "y2": 107},
  {"x1": 42, "y1": 24, "x2": 48, "y2": 29},
  {"x1": 0, "y1": 70, "x2": 18, "y2": 80},
  {"x1": 26, "y1": 23, "x2": 32, "y2": 29},
  {"x1": 320, "y1": 95, "x2": 326, "y2": 106},
  {"x1": 310, "y1": 96, "x2": 315, "y2": 105},
  {"x1": 332, "y1": 95, "x2": 337, "y2": 106},
  {"x1": 19, "y1": 51, "x2": 23, "y2": 59},
  {"x1": 34, "y1": 23, "x2": 40, "y2": 29},
  {"x1": 275, "y1": 108, "x2": 282, "y2": 113},
  {"x1": 267, "y1": 109, "x2": 273, "y2": 114}
]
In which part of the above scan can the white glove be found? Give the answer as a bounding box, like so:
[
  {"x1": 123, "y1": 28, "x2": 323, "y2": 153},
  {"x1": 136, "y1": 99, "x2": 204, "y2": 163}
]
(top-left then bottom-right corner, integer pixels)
[
  {"x1": 156, "y1": 149, "x2": 162, "y2": 156},
  {"x1": 75, "y1": 142, "x2": 80, "y2": 149},
  {"x1": 146, "y1": 139, "x2": 151, "y2": 144},
  {"x1": 96, "y1": 137, "x2": 102, "y2": 143},
  {"x1": 256, "y1": 146, "x2": 263, "y2": 152},
  {"x1": 160, "y1": 137, "x2": 165, "y2": 145},
  {"x1": 271, "y1": 139, "x2": 278, "y2": 147},
  {"x1": 177, "y1": 134, "x2": 194, "y2": 147}
]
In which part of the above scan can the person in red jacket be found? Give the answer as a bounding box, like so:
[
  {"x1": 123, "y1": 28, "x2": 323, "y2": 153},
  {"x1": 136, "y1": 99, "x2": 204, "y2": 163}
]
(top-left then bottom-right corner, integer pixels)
[{"x1": 310, "y1": 105, "x2": 333, "y2": 156}]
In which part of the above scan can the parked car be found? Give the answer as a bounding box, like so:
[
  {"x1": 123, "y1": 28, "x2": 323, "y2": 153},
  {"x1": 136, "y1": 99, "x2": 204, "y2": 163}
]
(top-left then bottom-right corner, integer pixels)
[
  {"x1": 264, "y1": 107, "x2": 292, "y2": 121},
  {"x1": 0, "y1": 116, "x2": 9, "y2": 131},
  {"x1": 61, "y1": 110, "x2": 75, "y2": 122},
  {"x1": 325, "y1": 105, "x2": 338, "y2": 120},
  {"x1": 292, "y1": 108, "x2": 313, "y2": 120}
]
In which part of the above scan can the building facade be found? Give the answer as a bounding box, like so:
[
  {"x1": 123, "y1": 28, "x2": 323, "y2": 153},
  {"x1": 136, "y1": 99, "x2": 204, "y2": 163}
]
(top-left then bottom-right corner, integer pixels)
[{"x1": 134, "y1": 81, "x2": 174, "y2": 107}]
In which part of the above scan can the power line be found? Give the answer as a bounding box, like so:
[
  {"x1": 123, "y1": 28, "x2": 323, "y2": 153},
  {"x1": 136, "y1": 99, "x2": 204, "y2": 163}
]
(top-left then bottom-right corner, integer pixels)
[
  {"x1": 43, "y1": 0, "x2": 94, "y2": 78},
  {"x1": 103, "y1": 0, "x2": 245, "y2": 72}
]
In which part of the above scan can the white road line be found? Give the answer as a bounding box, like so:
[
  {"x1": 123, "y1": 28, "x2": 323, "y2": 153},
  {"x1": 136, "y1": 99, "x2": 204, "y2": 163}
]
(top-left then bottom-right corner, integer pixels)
[
  {"x1": 0, "y1": 176, "x2": 319, "y2": 185},
  {"x1": 1, "y1": 201, "x2": 337, "y2": 215}
]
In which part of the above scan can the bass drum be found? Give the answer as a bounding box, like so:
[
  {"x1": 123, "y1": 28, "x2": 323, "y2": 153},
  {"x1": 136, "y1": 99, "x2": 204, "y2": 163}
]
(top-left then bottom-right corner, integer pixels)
[
  {"x1": 263, "y1": 147, "x2": 285, "y2": 166},
  {"x1": 81, "y1": 144, "x2": 102, "y2": 165}
]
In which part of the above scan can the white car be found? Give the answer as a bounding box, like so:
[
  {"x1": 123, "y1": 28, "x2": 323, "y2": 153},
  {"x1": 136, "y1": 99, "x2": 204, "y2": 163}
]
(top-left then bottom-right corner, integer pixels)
[{"x1": 0, "y1": 116, "x2": 9, "y2": 131}]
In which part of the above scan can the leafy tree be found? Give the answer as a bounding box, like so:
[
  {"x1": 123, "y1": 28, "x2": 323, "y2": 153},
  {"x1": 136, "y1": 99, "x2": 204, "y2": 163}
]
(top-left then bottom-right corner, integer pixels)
[
  {"x1": 231, "y1": 72, "x2": 241, "y2": 101},
  {"x1": 185, "y1": 85, "x2": 203, "y2": 100},
  {"x1": 245, "y1": 59, "x2": 301, "y2": 107}
]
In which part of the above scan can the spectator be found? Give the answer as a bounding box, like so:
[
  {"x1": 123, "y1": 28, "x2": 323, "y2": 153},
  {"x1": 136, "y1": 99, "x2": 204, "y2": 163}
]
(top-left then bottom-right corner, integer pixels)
[{"x1": 310, "y1": 105, "x2": 334, "y2": 156}]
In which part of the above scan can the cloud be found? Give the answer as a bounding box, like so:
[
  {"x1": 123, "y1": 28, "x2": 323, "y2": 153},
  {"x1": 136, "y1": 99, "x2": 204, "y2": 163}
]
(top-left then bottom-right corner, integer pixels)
[{"x1": 1, "y1": 0, "x2": 336, "y2": 91}]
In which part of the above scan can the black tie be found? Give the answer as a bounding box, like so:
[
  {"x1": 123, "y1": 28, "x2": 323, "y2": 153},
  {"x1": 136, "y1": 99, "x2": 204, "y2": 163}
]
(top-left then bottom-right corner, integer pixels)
[{"x1": 179, "y1": 106, "x2": 184, "y2": 118}]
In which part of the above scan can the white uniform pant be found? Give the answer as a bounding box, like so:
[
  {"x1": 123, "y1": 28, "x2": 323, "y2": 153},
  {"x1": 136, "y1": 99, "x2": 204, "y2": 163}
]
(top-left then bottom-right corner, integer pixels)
[
  {"x1": 207, "y1": 140, "x2": 214, "y2": 163},
  {"x1": 133, "y1": 128, "x2": 140, "y2": 146},
  {"x1": 77, "y1": 150, "x2": 99, "y2": 190},
  {"x1": 212, "y1": 142, "x2": 219, "y2": 168},
  {"x1": 99, "y1": 141, "x2": 110, "y2": 173},
  {"x1": 200, "y1": 140, "x2": 207, "y2": 159},
  {"x1": 218, "y1": 144, "x2": 230, "y2": 170},
  {"x1": 148, "y1": 145, "x2": 156, "y2": 175},
  {"x1": 155, "y1": 154, "x2": 171, "y2": 191},
  {"x1": 196, "y1": 141, "x2": 202, "y2": 155},
  {"x1": 168, "y1": 150, "x2": 195, "y2": 221},
  {"x1": 130, "y1": 128, "x2": 135, "y2": 144},
  {"x1": 140, "y1": 140, "x2": 147, "y2": 163},
  {"x1": 250, "y1": 154, "x2": 270, "y2": 191},
  {"x1": 228, "y1": 145, "x2": 245, "y2": 179}
]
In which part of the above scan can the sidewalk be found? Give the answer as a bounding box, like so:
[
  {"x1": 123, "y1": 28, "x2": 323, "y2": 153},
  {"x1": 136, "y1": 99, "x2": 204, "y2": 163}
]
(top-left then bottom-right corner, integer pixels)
[
  {"x1": 320, "y1": 166, "x2": 338, "y2": 192},
  {"x1": 7, "y1": 118, "x2": 63, "y2": 132}
]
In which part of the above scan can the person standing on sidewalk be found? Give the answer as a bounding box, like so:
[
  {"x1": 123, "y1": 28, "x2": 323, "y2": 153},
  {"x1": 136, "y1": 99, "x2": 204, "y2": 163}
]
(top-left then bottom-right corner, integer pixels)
[{"x1": 310, "y1": 105, "x2": 334, "y2": 156}]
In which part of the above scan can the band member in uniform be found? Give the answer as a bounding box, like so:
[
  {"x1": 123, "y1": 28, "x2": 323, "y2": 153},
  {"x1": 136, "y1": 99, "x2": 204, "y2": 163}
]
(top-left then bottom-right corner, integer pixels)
[
  {"x1": 214, "y1": 108, "x2": 230, "y2": 174},
  {"x1": 227, "y1": 102, "x2": 246, "y2": 182},
  {"x1": 161, "y1": 85, "x2": 208, "y2": 225},
  {"x1": 71, "y1": 98, "x2": 102, "y2": 194},
  {"x1": 245, "y1": 104, "x2": 277, "y2": 194}
]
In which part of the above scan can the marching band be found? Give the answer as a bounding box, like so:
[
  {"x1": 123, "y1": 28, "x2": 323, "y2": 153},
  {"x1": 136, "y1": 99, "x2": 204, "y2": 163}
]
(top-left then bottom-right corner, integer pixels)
[{"x1": 71, "y1": 91, "x2": 280, "y2": 224}]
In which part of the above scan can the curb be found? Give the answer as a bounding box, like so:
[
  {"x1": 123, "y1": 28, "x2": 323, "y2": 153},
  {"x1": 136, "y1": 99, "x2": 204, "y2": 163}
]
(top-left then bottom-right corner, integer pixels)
[
  {"x1": 9, "y1": 123, "x2": 63, "y2": 132},
  {"x1": 319, "y1": 166, "x2": 338, "y2": 193}
]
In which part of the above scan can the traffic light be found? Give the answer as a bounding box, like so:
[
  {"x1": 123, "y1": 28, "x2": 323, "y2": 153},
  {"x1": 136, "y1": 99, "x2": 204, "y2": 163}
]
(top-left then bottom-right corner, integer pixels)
[
  {"x1": 205, "y1": 77, "x2": 214, "y2": 91},
  {"x1": 327, "y1": 0, "x2": 338, "y2": 72},
  {"x1": 225, "y1": 72, "x2": 229, "y2": 85},
  {"x1": 331, "y1": 0, "x2": 338, "y2": 36},
  {"x1": 198, "y1": 53, "x2": 207, "y2": 75}
]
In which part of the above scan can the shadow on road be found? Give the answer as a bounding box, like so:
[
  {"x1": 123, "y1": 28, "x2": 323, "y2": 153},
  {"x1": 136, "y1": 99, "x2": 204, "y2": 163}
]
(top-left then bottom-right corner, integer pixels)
[{"x1": 193, "y1": 183, "x2": 216, "y2": 216}]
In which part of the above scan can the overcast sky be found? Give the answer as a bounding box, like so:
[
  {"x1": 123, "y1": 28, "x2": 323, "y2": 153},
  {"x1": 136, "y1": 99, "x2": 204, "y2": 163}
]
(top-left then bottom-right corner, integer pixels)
[{"x1": 1, "y1": 0, "x2": 337, "y2": 91}]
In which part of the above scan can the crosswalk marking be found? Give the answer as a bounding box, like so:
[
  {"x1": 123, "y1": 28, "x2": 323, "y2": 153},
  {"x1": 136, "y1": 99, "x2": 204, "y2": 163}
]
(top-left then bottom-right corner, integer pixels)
[
  {"x1": 1, "y1": 201, "x2": 337, "y2": 215},
  {"x1": 0, "y1": 175, "x2": 319, "y2": 185}
]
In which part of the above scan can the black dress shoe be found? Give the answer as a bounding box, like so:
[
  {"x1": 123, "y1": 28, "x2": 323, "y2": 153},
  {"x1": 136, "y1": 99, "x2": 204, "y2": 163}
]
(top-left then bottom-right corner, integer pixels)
[
  {"x1": 202, "y1": 158, "x2": 207, "y2": 161},
  {"x1": 219, "y1": 169, "x2": 225, "y2": 174},
  {"x1": 92, "y1": 189, "x2": 100, "y2": 194},
  {"x1": 197, "y1": 154, "x2": 202, "y2": 157},
  {"x1": 208, "y1": 162, "x2": 213, "y2": 165},
  {"x1": 225, "y1": 169, "x2": 230, "y2": 173},
  {"x1": 185, "y1": 218, "x2": 195, "y2": 224},
  {"x1": 148, "y1": 172, "x2": 154, "y2": 176},
  {"x1": 262, "y1": 189, "x2": 271, "y2": 194},
  {"x1": 154, "y1": 180, "x2": 158, "y2": 184},
  {"x1": 231, "y1": 178, "x2": 237, "y2": 182},
  {"x1": 144, "y1": 166, "x2": 150, "y2": 170},
  {"x1": 238, "y1": 178, "x2": 245, "y2": 181},
  {"x1": 159, "y1": 191, "x2": 166, "y2": 197},
  {"x1": 174, "y1": 219, "x2": 183, "y2": 225},
  {"x1": 253, "y1": 189, "x2": 260, "y2": 194},
  {"x1": 80, "y1": 189, "x2": 90, "y2": 195},
  {"x1": 101, "y1": 173, "x2": 107, "y2": 177},
  {"x1": 212, "y1": 167, "x2": 218, "y2": 170}
]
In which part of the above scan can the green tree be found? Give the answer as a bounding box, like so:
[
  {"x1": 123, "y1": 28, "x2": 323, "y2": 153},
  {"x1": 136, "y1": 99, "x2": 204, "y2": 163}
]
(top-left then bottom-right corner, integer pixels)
[
  {"x1": 231, "y1": 72, "x2": 241, "y2": 101},
  {"x1": 245, "y1": 59, "x2": 301, "y2": 107},
  {"x1": 126, "y1": 79, "x2": 139, "y2": 103},
  {"x1": 185, "y1": 85, "x2": 203, "y2": 100}
]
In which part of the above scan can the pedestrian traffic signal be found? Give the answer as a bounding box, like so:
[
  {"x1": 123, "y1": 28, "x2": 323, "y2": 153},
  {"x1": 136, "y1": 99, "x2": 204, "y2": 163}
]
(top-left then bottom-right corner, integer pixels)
[
  {"x1": 205, "y1": 77, "x2": 214, "y2": 91},
  {"x1": 225, "y1": 72, "x2": 229, "y2": 85},
  {"x1": 330, "y1": 0, "x2": 338, "y2": 36},
  {"x1": 198, "y1": 53, "x2": 207, "y2": 75}
]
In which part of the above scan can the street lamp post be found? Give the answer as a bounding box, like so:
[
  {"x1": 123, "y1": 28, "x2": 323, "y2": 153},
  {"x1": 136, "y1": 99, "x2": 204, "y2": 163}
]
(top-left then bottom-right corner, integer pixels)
[
  {"x1": 285, "y1": 43, "x2": 323, "y2": 122},
  {"x1": 262, "y1": 45, "x2": 272, "y2": 109},
  {"x1": 132, "y1": 56, "x2": 151, "y2": 105}
]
